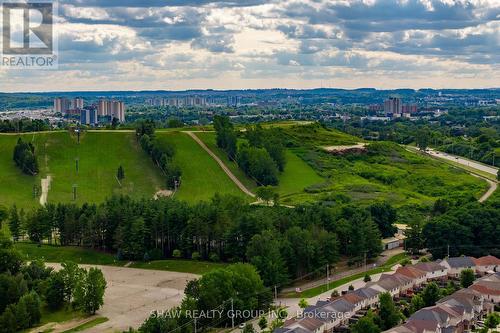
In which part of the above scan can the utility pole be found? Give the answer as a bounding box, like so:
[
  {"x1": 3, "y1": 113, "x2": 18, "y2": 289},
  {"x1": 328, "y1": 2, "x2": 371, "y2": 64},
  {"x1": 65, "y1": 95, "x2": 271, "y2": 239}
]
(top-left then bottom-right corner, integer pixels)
[
  {"x1": 326, "y1": 264, "x2": 329, "y2": 291},
  {"x1": 447, "y1": 244, "x2": 450, "y2": 258},
  {"x1": 231, "y1": 298, "x2": 235, "y2": 329},
  {"x1": 194, "y1": 318, "x2": 197, "y2": 333},
  {"x1": 364, "y1": 251, "x2": 367, "y2": 272},
  {"x1": 274, "y1": 285, "x2": 277, "y2": 301}
]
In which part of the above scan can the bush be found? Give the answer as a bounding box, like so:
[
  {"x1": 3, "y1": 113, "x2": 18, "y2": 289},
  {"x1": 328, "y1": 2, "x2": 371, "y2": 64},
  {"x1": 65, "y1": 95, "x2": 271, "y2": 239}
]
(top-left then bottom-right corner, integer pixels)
[
  {"x1": 209, "y1": 253, "x2": 220, "y2": 262},
  {"x1": 147, "y1": 248, "x2": 163, "y2": 261},
  {"x1": 172, "y1": 249, "x2": 182, "y2": 258},
  {"x1": 191, "y1": 252, "x2": 201, "y2": 261}
]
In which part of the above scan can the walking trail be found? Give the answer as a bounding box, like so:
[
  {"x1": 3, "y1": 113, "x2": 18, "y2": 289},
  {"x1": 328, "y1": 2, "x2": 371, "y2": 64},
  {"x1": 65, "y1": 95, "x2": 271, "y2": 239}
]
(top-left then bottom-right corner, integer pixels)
[
  {"x1": 39, "y1": 175, "x2": 52, "y2": 206},
  {"x1": 184, "y1": 131, "x2": 256, "y2": 198}
]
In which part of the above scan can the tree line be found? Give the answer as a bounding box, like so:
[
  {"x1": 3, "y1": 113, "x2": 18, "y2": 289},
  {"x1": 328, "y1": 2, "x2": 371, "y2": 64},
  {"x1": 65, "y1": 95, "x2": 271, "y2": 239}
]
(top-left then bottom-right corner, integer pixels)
[
  {"x1": 0, "y1": 230, "x2": 106, "y2": 333},
  {"x1": 214, "y1": 116, "x2": 287, "y2": 186},
  {"x1": 7, "y1": 194, "x2": 386, "y2": 287},
  {"x1": 136, "y1": 120, "x2": 182, "y2": 189},
  {"x1": 13, "y1": 138, "x2": 39, "y2": 175},
  {"x1": 0, "y1": 119, "x2": 50, "y2": 133}
]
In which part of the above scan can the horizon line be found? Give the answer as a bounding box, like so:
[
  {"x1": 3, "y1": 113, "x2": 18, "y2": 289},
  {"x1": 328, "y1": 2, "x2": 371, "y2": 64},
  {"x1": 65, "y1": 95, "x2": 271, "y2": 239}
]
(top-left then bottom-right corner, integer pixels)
[{"x1": 2, "y1": 87, "x2": 500, "y2": 94}]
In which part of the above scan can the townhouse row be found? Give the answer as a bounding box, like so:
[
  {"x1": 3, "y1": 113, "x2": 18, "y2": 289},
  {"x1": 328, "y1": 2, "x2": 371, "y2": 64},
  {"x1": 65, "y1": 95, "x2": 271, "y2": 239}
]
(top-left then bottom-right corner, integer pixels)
[
  {"x1": 387, "y1": 273, "x2": 500, "y2": 333},
  {"x1": 274, "y1": 255, "x2": 500, "y2": 333}
]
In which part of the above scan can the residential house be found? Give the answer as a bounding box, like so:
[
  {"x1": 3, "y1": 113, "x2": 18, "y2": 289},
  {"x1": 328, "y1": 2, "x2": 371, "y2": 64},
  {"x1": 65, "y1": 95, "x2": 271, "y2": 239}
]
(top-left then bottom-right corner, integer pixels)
[
  {"x1": 468, "y1": 273, "x2": 500, "y2": 303},
  {"x1": 396, "y1": 266, "x2": 428, "y2": 287},
  {"x1": 350, "y1": 287, "x2": 381, "y2": 308},
  {"x1": 440, "y1": 257, "x2": 476, "y2": 277},
  {"x1": 473, "y1": 255, "x2": 500, "y2": 275},
  {"x1": 366, "y1": 273, "x2": 413, "y2": 296},
  {"x1": 413, "y1": 262, "x2": 448, "y2": 281},
  {"x1": 281, "y1": 317, "x2": 325, "y2": 333},
  {"x1": 339, "y1": 293, "x2": 364, "y2": 312},
  {"x1": 303, "y1": 298, "x2": 357, "y2": 331}
]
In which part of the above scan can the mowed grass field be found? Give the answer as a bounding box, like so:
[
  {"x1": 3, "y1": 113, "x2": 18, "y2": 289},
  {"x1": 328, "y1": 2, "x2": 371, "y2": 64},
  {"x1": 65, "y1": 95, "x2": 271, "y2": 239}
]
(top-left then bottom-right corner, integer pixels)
[
  {"x1": 0, "y1": 133, "x2": 41, "y2": 209},
  {"x1": 195, "y1": 132, "x2": 324, "y2": 204},
  {"x1": 0, "y1": 131, "x2": 164, "y2": 209},
  {"x1": 155, "y1": 131, "x2": 247, "y2": 202}
]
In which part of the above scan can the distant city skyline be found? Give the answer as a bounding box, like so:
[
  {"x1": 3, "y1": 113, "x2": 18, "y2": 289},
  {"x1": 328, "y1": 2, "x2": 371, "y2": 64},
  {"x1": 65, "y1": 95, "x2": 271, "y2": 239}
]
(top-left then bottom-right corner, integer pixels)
[{"x1": 0, "y1": 0, "x2": 499, "y2": 92}]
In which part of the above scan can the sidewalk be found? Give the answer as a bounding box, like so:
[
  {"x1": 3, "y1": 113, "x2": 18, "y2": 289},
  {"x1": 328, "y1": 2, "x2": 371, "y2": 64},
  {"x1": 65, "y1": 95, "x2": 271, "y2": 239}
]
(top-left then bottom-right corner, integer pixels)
[{"x1": 281, "y1": 248, "x2": 404, "y2": 293}]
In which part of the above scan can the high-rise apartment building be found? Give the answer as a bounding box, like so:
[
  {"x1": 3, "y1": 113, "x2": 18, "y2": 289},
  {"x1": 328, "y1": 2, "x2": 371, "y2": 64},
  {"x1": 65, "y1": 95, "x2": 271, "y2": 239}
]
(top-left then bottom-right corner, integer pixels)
[
  {"x1": 80, "y1": 109, "x2": 98, "y2": 125},
  {"x1": 384, "y1": 97, "x2": 402, "y2": 116},
  {"x1": 97, "y1": 99, "x2": 126, "y2": 122},
  {"x1": 71, "y1": 98, "x2": 84, "y2": 110},
  {"x1": 54, "y1": 98, "x2": 71, "y2": 113}
]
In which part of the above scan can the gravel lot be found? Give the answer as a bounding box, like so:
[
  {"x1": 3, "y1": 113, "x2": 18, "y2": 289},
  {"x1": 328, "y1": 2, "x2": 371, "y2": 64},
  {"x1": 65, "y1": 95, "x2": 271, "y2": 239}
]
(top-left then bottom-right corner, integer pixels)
[{"x1": 48, "y1": 263, "x2": 199, "y2": 332}]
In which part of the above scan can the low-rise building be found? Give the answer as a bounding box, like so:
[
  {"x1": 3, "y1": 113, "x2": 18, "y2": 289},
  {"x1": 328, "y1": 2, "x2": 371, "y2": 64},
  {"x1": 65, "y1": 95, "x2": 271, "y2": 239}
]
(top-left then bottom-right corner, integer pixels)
[
  {"x1": 474, "y1": 255, "x2": 500, "y2": 275},
  {"x1": 440, "y1": 256, "x2": 476, "y2": 277},
  {"x1": 412, "y1": 262, "x2": 448, "y2": 281}
]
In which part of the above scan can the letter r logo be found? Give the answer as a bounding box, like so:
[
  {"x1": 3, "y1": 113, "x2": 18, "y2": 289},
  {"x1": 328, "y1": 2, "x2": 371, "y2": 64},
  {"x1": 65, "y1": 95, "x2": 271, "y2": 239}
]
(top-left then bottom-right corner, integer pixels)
[{"x1": 2, "y1": 2, "x2": 53, "y2": 54}]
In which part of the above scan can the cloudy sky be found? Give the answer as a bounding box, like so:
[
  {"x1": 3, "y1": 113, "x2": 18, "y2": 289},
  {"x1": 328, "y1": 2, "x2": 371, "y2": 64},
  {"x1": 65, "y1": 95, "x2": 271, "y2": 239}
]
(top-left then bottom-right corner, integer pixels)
[{"x1": 1, "y1": 0, "x2": 499, "y2": 92}]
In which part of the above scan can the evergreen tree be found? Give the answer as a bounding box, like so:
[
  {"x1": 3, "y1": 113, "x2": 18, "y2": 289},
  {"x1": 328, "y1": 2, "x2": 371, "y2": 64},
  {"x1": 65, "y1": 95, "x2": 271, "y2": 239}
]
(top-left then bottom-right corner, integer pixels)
[
  {"x1": 246, "y1": 231, "x2": 288, "y2": 287},
  {"x1": 117, "y1": 165, "x2": 125, "y2": 181},
  {"x1": 8, "y1": 206, "x2": 21, "y2": 242},
  {"x1": 46, "y1": 272, "x2": 66, "y2": 310},
  {"x1": 0, "y1": 305, "x2": 17, "y2": 333}
]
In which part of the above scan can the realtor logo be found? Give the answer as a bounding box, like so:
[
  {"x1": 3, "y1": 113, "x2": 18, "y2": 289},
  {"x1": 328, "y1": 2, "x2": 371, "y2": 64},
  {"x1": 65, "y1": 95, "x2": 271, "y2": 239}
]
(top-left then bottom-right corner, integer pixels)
[{"x1": 1, "y1": 0, "x2": 57, "y2": 68}]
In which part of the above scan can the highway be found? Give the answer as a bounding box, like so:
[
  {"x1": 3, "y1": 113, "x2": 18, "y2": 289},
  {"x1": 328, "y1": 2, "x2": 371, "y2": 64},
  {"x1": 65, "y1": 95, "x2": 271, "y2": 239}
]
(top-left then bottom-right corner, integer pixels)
[{"x1": 426, "y1": 148, "x2": 498, "y2": 177}]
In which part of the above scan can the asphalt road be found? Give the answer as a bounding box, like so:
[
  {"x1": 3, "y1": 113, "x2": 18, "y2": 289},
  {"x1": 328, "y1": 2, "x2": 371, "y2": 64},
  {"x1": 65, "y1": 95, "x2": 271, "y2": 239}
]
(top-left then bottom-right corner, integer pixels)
[{"x1": 426, "y1": 148, "x2": 498, "y2": 177}]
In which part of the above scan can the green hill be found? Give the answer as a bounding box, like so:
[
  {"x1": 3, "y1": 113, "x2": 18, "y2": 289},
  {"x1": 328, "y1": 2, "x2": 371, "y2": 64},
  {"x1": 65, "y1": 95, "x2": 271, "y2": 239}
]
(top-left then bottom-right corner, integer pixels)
[
  {"x1": 155, "y1": 131, "x2": 247, "y2": 202},
  {"x1": 195, "y1": 132, "x2": 325, "y2": 204},
  {"x1": 0, "y1": 131, "x2": 164, "y2": 209},
  {"x1": 0, "y1": 125, "x2": 490, "y2": 210}
]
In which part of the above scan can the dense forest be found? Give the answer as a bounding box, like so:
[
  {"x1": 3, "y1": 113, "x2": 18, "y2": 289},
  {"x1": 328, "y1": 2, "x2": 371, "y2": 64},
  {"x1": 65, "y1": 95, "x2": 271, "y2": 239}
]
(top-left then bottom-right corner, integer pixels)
[
  {"x1": 214, "y1": 116, "x2": 287, "y2": 186},
  {"x1": 5, "y1": 191, "x2": 498, "y2": 291},
  {"x1": 7, "y1": 194, "x2": 386, "y2": 287}
]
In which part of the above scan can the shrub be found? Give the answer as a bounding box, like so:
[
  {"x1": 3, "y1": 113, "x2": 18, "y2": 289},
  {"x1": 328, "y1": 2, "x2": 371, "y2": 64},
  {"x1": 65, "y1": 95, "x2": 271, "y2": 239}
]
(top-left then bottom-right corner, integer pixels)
[{"x1": 172, "y1": 249, "x2": 182, "y2": 258}]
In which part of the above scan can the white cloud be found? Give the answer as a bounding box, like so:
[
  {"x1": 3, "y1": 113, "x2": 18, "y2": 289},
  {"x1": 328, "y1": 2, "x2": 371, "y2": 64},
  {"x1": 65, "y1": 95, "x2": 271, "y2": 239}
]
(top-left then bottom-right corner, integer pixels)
[{"x1": 0, "y1": 0, "x2": 498, "y2": 91}]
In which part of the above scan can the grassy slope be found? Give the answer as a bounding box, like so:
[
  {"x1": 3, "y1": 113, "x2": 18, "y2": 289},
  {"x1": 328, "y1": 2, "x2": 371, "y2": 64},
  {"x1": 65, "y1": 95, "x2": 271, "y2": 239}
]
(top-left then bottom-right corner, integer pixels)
[
  {"x1": 40, "y1": 131, "x2": 164, "y2": 205},
  {"x1": 195, "y1": 132, "x2": 324, "y2": 204},
  {"x1": 0, "y1": 134, "x2": 41, "y2": 209},
  {"x1": 281, "y1": 125, "x2": 487, "y2": 206},
  {"x1": 0, "y1": 131, "x2": 164, "y2": 209},
  {"x1": 155, "y1": 131, "x2": 246, "y2": 202}
]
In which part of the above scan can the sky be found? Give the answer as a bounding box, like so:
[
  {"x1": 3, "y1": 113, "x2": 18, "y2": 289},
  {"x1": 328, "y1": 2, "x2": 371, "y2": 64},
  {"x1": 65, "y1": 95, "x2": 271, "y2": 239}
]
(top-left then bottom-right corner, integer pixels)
[{"x1": 0, "y1": 0, "x2": 499, "y2": 92}]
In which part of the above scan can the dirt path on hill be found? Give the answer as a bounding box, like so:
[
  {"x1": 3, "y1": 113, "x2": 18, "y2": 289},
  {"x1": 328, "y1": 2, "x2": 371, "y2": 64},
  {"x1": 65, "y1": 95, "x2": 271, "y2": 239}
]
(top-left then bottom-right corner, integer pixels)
[
  {"x1": 39, "y1": 175, "x2": 52, "y2": 206},
  {"x1": 475, "y1": 175, "x2": 498, "y2": 203},
  {"x1": 184, "y1": 131, "x2": 256, "y2": 198}
]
